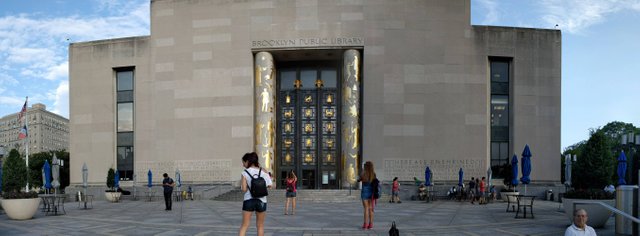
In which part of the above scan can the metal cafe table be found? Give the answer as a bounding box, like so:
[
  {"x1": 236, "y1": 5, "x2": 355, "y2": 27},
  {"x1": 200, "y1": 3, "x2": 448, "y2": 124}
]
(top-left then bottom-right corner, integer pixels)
[{"x1": 39, "y1": 194, "x2": 67, "y2": 216}]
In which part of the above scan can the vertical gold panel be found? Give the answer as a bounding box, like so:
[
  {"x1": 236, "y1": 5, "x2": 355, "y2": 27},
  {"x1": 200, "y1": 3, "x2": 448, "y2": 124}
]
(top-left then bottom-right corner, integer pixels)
[
  {"x1": 342, "y1": 49, "x2": 360, "y2": 187},
  {"x1": 254, "y1": 52, "x2": 276, "y2": 172}
]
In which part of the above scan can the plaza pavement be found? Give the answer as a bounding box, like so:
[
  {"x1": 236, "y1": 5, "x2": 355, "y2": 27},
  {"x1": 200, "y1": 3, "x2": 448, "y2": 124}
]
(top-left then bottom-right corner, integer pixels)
[{"x1": 0, "y1": 198, "x2": 615, "y2": 236}]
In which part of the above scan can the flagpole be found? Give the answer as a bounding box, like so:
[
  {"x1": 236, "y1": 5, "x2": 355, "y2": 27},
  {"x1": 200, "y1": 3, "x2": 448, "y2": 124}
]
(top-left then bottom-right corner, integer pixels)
[{"x1": 25, "y1": 96, "x2": 29, "y2": 192}]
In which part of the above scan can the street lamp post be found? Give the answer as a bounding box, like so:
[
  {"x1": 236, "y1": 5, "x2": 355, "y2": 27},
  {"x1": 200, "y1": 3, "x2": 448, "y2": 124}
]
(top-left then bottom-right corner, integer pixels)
[{"x1": 621, "y1": 132, "x2": 640, "y2": 185}]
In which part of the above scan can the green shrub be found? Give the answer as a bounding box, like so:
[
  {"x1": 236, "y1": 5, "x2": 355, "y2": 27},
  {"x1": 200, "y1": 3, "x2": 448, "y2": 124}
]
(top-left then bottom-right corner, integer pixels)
[
  {"x1": 106, "y1": 168, "x2": 115, "y2": 191},
  {"x1": 573, "y1": 131, "x2": 614, "y2": 189},
  {"x1": 2, "y1": 149, "x2": 38, "y2": 199}
]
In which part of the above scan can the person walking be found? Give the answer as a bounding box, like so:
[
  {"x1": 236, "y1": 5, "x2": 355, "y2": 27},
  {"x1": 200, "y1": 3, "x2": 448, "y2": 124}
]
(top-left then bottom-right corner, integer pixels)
[
  {"x1": 162, "y1": 173, "x2": 175, "y2": 211},
  {"x1": 479, "y1": 177, "x2": 487, "y2": 204},
  {"x1": 468, "y1": 177, "x2": 476, "y2": 204},
  {"x1": 239, "y1": 152, "x2": 273, "y2": 236},
  {"x1": 358, "y1": 161, "x2": 376, "y2": 229},
  {"x1": 565, "y1": 209, "x2": 597, "y2": 236},
  {"x1": 390, "y1": 177, "x2": 401, "y2": 203},
  {"x1": 284, "y1": 170, "x2": 297, "y2": 215}
]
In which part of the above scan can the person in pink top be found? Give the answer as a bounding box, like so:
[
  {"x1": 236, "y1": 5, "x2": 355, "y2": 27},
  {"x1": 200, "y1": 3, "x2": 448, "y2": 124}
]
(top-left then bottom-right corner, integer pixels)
[
  {"x1": 284, "y1": 170, "x2": 297, "y2": 215},
  {"x1": 479, "y1": 176, "x2": 487, "y2": 205},
  {"x1": 389, "y1": 177, "x2": 401, "y2": 203}
]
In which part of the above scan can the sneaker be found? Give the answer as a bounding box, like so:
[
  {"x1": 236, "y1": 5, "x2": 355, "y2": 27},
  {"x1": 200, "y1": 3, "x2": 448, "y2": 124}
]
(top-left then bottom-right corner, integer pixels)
[
  {"x1": 362, "y1": 223, "x2": 368, "y2": 229},
  {"x1": 367, "y1": 223, "x2": 373, "y2": 229},
  {"x1": 397, "y1": 201, "x2": 402, "y2": 203}
]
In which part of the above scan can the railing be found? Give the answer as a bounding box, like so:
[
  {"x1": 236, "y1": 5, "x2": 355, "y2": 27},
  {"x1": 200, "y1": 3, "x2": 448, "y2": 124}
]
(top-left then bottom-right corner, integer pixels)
[{"x1": 573, "y1": 201, "x2": 640, "y2": 224}]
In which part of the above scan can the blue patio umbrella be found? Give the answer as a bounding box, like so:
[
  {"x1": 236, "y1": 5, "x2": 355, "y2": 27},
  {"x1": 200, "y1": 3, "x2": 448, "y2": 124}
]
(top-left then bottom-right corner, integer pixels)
[
  {"x1": 147, "y1": 169, "x2": 153, "y2": 188},
  {"x1": 511, "y1": 154, "x2": 519, "y2": 189},
  {"x1": 425, "y1": 166, "x2": 432, "y2": 186},
  {"x1": 520, "y1": 145, "x2": 532, "y2": 194},
  {"x1": 617, "y1": 151, "x2": 627, "y2": 185},
  {"x1": 44, "y1": 159, "x2": 52, "y2": 190},
  {"x1": 114, "y1": 169, "x2": 120, "y2": 188},
  {"x1": 458, "y1": 168, "x2": 464, "y2": 187}
]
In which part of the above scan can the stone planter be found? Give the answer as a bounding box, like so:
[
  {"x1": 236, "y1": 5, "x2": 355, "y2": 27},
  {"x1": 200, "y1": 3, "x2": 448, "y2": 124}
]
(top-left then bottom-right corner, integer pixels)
[
  {"x1": 501, "y1": 191, "x2": 520, "y2": 202},
  {"x1": 105, "y1": 192, "x2": 122, "y2": 202},
  {"x1": 562, "y1": 198, "x2": 614, "y2": 228},
  {"x1": 1, "y1": 198, "x2": 42, "y2": 220}
]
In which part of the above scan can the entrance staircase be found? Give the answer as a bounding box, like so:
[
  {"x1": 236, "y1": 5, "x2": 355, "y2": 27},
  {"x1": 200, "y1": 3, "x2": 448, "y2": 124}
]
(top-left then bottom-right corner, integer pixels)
[{"x1": 213, "y1": 189, "x2": 361, "y2": 203}]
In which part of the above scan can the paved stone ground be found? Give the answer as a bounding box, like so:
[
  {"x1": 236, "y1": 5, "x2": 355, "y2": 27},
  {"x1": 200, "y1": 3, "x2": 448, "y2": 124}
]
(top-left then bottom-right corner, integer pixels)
[{"x1": 0, "y1": 198, "x2": 615, "y2": 235}]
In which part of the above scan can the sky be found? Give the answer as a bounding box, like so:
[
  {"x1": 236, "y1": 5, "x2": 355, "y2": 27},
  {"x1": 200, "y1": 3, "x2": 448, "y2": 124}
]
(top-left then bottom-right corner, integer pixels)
[{"x1": 0, "y1": 0, "x2": 638, "y2": 151}]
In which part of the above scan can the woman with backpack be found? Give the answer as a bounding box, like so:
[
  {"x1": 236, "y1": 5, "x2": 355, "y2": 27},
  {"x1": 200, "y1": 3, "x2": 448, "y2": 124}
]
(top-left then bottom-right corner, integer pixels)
[
  {"x1": 358, "y1": 161, "x2": 376, "y2": 230},
  {"x1": 284, "y1": 170, "x2": 297, "y2": 215},
  {"x1": 239, "y1": 152, "x2": 273, "y2": 236}
]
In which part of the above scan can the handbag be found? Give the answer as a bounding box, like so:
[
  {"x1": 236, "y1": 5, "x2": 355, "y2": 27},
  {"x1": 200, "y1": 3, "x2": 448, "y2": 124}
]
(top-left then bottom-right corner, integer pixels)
[{"x1": 389, "y1": 221, "x2": 399, "y2": 236}]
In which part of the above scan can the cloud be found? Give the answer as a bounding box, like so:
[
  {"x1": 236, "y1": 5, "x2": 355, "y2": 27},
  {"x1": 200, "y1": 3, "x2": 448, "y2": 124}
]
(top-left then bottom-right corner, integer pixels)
[
  {"x1": 476, "y1": 0, "x2": 499, "y2": 25},
  {"x1": 51, "y1": 80, "x2": 69, "y2": 118},
  {"x1": 45, "y1": 62, "x2": 68, "y2": 81},
  {"x1": 0, "y1": 96, "x2": 24, "y2": 106},
  {"x1": 540, "y1": 0, "x2": 640, "y2": 34}
]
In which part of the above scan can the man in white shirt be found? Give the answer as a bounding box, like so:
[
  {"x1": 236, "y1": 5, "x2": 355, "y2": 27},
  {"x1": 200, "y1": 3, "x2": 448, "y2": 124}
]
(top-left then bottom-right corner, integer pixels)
[{"x1": 565, "y1": 208, "x2": 597, "y2": 236}]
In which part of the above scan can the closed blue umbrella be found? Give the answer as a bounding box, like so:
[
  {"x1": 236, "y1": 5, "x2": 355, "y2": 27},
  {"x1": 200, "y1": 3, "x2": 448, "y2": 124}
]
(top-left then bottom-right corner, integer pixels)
[
  {"x1": 114, "y1": 169, "x2": 120, "y2": 188},
  {"x1": 425, "y1": 166, "x2": 432, "y2": 186},
  {"x1": 511, "y1": 154, "x2": 519, "y2": 189},
  {"x1": 521, "y1": 145, "x2": 532, "y2": 194},
  {"x1": 147, "y1": 169, "x2": 153, "y2": 188},
  {"x1": 458, "y1": 168, "x2": 464, "y2": 187},
  {"x1": 44, "y1": 159, "x2": 52, "y2": 190},
  {"x1": 617, "y1": 151, "x2": 627, "y2": 185}
]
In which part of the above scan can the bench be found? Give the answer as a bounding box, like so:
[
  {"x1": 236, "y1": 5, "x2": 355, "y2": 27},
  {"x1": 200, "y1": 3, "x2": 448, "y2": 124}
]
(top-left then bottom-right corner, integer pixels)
[{"x1": 515, "y1": 195, "x2": 536, "y2": 219}]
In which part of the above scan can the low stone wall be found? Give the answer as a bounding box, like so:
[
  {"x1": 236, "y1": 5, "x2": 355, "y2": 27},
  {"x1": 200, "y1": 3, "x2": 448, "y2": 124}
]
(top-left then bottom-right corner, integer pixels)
[{"x1": 65, "y1": 183, "x2": 235, "y2": 202}]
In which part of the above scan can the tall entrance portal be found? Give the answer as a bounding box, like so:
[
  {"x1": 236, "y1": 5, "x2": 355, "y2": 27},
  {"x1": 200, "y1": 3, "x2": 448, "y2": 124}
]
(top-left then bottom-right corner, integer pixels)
[
  {"x1": 277, "y1": 63, "x2": 340, "y2": 189},
  {"x1": 253, "y1": 49, "x2": 361, "y2": 190}
]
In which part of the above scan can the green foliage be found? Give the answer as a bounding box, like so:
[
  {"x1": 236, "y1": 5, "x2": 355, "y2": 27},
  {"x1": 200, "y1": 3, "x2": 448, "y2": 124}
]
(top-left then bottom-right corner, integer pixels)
[
  {"x1": 106, "y1": 168, "x2": 115, "y2": 190},
  {"x1": 28, "y1": 150, "x2": 70, "y2": 191},
  {"x1": 564, "y1": 189, "x2": 614, "y2": 200},
  {"x1": 572, "y1": 131, "x2": 614, "y2": 189},
  {"x1": 2, "y1": 149, "x2": 27, "y2": 193},
  {"x1": 1, "y1": 149, "x2": 38, "y2": 199}
]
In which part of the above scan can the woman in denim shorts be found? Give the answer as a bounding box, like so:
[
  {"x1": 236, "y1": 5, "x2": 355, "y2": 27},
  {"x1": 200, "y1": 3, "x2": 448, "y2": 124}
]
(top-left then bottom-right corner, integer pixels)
[
  {"x1": 239, "y1": 152, "x2": 273, "y2": 236},
  {"x1": 358, "y1": 161, "x2": 376, "y2": 229},
  {"x1": 284, "y1": 170, "x2": 297, "y2": 215}
]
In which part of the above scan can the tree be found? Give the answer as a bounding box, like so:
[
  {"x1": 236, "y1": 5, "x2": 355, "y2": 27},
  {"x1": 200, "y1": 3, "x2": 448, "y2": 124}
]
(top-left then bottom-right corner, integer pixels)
[
  {"x1": 2, "y1": 149, "x2": 26, "y2": 193},
  {"x1": 572, "y1": 131, "x2": 614, "y2": 189},
  {"x1": 27, "y1": 150, "x2": 70, "y2": 192},
  {"x1": 106, "y1": 168, "x2": 116, "y2": 191}
]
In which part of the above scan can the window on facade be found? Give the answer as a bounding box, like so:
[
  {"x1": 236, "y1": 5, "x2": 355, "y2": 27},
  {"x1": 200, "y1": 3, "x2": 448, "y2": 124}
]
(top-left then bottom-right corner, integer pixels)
[
  {"x1": 321, "y1": 69, "x2": 337, "y2": 88},
  {"x1": 489, "y1": 59, "x2": 511, "y2": 178},
  {"x1": 115, "y1": 67, "x2": 134, "y2": 181}
]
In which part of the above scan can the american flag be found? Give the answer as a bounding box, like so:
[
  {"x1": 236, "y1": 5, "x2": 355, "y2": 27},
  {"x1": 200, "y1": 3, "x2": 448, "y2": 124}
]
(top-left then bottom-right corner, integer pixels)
[
  {"x1": 18, "y1": 125, "x2": 28, "y2": 139},
  {"x1": 17, "y1": 99, "x2": 27, "y2": 121}
]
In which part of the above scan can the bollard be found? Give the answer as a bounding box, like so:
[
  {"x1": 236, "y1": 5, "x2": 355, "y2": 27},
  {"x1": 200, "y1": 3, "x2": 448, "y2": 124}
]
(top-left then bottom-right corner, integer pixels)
[{"x1": 616, "y1": 185, "x2": 638, "y2": 235}]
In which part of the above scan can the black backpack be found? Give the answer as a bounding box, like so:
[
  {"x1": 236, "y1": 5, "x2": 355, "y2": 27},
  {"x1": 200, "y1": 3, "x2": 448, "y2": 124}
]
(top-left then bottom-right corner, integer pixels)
[
  {"x1": 245, "y1": 168, "x2": 269, "y2": 198},
  {"x1": 389, "y1": 221, "x2": 399, "y2": 236},
  {"x1": 371, "y1": 178, "x2": 381, "y2": 199}
]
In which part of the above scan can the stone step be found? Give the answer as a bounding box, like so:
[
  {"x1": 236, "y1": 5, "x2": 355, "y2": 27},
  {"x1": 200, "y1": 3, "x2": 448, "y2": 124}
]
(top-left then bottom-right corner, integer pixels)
[{"x1": 213, "y1": 189, "x2": 362, "y2": 202}]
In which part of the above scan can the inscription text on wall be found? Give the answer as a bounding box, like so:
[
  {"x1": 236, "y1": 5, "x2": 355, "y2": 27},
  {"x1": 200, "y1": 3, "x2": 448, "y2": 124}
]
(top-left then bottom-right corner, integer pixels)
[{"x1": 251, "y1": 37, "x2": 364, "y2": 49}]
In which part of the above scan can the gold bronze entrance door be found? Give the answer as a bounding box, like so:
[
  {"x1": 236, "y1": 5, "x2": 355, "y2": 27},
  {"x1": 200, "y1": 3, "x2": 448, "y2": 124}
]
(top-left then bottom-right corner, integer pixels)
[{"x1": 277, "y1": 68, "x2": 340, "y2": 189}]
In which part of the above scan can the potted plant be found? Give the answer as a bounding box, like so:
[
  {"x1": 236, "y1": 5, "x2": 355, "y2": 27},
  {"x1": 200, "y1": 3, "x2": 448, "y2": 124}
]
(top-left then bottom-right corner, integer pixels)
[
  {"x1": 1, "y1": 149, "x2": 41, "y2": 220},
  {"x1": 494, "y1": 163, "x2": 519, "y2": 202},
  {"x1": 562, "y1": 131, "x2": 615, "y2": 228},
  {"x1": 104, "y1": 168, "x2": 121, "y2": 202}
]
